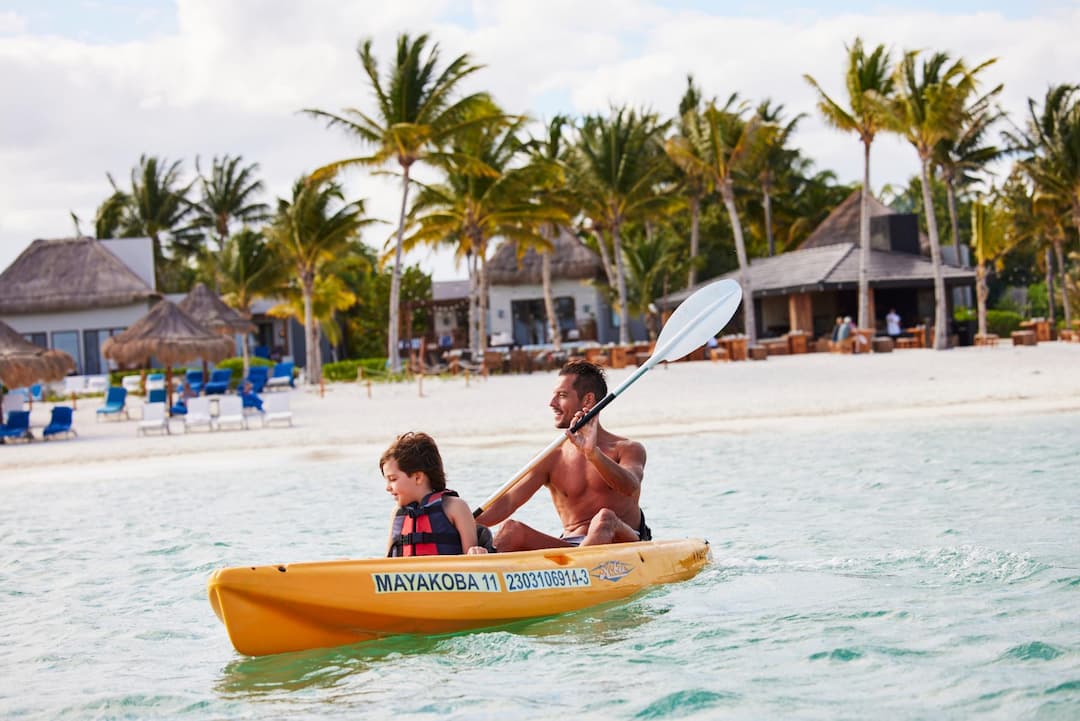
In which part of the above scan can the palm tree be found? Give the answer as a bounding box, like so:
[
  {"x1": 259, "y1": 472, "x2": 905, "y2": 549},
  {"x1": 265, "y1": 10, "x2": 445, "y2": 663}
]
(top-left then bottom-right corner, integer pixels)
[
  {"x1": 805, "y1": 38, "x2": 895, "y2": 330},
  {"x1": 525, "y1": 115, "x2": 576, "y2": 350},
  {"x1": 405, "y1": 109, "x2": 567, "y2": 355},
  {"x1": 1013, "y1": 85, "x2": 1080, "y2": 327},
  {"x1": 664, "y1": 76, "x2": 714, "y2": 287},
  {"x1": 266, "y1": 175, "x2": 371, "y2": 384},
  {"x1": 572, "y1": 107, "x2": 673, "y2": 344},
  {"x1": 192, "y1": 155, "x2": 270, "y2": 254},
  {"x1": 622, "y1": 224, "x2": 692, "y2": 340},
  {"x1": 304, "y1": 33, "x2": 497, "y2": 372},
  {"x1": 933, "y1": 87, "x2": 1004, "y2": 264},
  {"x1": 219, "y1": 228, "x2": 286, "y2": 374},
  {"x1": 892, "y1": 50, "x2": 996, "y2": 349},
  {"x1": 94, "y1": 154, "x2": 198, "y2": 290},
  {"x1": 971, "y1": 186, "x2": 1023, "y2": 338},
  {"x1": 667, "y1": 96, "x2": 760, "y2": 343},
  {"x1": 746, "y1": 99, "x2": 806, "y2": 257},
  {"x1": 269, "y1": 272, "x2": 359, "y2": 371}
]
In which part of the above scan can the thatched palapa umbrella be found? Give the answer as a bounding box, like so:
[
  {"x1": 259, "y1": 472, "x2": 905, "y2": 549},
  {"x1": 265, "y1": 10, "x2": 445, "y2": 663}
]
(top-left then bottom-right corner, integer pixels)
[
  {"x1": 178, "y1": 282, "x2": 255, "y2": 379},
  {"x1": 0, "y1": 320, "x2": 75, "y2": 406},
  {"x1": 102, "y1": 300, "x2": 234, "y2": 410}
]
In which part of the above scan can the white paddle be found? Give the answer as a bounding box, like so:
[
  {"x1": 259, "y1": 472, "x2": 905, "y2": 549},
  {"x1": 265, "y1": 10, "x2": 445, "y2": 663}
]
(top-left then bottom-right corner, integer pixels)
[{"x1": 473, "y1": 278, "x2": 743, "y2": 517}]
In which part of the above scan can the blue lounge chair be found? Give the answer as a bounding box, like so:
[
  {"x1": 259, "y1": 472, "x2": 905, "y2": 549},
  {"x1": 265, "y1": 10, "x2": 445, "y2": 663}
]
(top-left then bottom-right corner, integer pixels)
[
  {"x1": 147, "y1": 388, "x2": 167, "y2": 404},
  {"x1": 204, "y1": 368, "x2": 233, "y2": 395},
  {"x1": 43, "y1": 406, "x2": 76, "y2": 440},
  {"x1": 96, "y1": 386, "x2": 128, "y2": 421},
  {"x1": 0, "y1": 410, "x2": 33, "y2": 442},
  {"x1": 185, "y1": 370, "x2": 204, "y2": 396},
  {"x1": 245, "y1": 365, "x2": 269, "y2": 394},
  {"x1": 170, "y1": 398, "x2": 188, "y2": 416},
  {"x1": 265, "y1": 361, "x2": 295, "y2": 390}
]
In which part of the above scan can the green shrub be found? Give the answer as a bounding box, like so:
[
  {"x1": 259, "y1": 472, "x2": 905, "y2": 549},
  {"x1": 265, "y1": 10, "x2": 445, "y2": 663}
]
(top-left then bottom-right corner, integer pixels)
[
  {"x1": 323, "y1": 358, "x2": 389, "y2": 382},
  {"x1": 986, "y1": 310, "x2": 1022, "y2": 337},
  {"x1": 953, "y1": 306, "x2": 976, "y2": 322}
]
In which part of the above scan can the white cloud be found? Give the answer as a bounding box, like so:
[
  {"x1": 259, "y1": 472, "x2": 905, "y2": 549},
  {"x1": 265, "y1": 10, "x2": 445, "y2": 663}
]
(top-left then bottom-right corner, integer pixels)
[
  {"x1": 2, "y1": 2, "x2": 1079, "y2": 278},
  {"x1": 0, "y1": 11, "x2": 27, "y2": 34}
]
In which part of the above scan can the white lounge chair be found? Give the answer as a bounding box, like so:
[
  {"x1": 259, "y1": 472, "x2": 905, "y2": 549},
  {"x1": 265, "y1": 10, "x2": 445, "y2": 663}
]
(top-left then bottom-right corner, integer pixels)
[
  {"x1": 213, "y1": 396, "x2": 247, "y2": 431},
  {"x1": 262, "y1": 393, "x2": 293, "y2": 427},
  {"x1": 136, "y1": 402, "x2": 169, "y2": 436},
  {"x1": 184, "y1": 396, "x2": 213, "y2": 432}
]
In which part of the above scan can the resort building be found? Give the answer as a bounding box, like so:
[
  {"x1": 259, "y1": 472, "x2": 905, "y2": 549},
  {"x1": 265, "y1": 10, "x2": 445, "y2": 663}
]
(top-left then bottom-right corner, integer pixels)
[
  {"x1": 0, "y1": 237, "x2": 159, "y2": 375},
  {"x1": 486, "y1": 227, "x2": 642, "y2": 346},
  {"x1": 661, "y1": 191, "x2": 978, "y2": 342}
]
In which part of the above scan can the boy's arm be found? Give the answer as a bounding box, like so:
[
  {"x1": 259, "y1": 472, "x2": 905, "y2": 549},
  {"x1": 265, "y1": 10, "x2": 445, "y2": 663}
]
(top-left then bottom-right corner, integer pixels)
[
  {"x1": 385, "y1": 508, "x2": 399, "y2": 556},
  {"x1": 443, "y1": 496, "x2": 485, "y2": 553}
]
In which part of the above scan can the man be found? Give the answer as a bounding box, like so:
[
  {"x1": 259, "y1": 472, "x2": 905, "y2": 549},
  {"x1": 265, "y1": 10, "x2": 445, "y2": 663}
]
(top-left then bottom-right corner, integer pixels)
[{"x1": 476, "y1": 359, "x2": 651, "y2": 551}]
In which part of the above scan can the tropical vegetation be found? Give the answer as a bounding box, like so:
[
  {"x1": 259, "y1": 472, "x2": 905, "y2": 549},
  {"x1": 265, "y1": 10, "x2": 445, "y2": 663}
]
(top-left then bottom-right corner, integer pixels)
[{"x1": 82, "y1": 31, "x2": 1078, "y2": 386}]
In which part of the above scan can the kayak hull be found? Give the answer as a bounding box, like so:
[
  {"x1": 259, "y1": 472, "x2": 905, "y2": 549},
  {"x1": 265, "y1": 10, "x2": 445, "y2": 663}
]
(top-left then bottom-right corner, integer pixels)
[{"x1": 208, "y1": 538, "x2": 711, "y2": 656}]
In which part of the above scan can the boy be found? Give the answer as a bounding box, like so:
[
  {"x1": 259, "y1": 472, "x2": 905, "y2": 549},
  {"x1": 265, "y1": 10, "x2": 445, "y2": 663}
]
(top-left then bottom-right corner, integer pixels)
[{"x1": 381, "y1": 431, "x2": 489, "y2": 556}]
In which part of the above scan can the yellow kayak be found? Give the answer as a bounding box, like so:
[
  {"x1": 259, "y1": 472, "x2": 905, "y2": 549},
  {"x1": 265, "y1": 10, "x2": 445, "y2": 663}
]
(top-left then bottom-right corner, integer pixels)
[{"x1": 208, "y1": 538, "x2": 711, "y2": 656}]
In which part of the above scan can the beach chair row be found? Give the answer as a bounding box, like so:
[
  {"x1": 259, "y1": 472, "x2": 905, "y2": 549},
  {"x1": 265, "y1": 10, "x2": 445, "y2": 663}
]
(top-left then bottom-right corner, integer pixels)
[
  {"x1": 1, "y1": 406, "x2": 77, "y2": 442},
  {"x1": 136, "y1": 395, "x2": 293, "y2": 435}
]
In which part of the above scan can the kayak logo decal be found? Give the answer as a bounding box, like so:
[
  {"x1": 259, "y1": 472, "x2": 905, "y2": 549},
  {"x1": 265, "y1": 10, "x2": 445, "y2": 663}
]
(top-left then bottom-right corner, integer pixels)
[{"x1": 590, "y1": 560, "x2": 633, "y2": 582}]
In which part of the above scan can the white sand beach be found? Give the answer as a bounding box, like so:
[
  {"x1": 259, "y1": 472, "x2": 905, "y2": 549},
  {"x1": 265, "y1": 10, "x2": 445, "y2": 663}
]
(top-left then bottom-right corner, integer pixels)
[{"x1": 5, "y1": 343, "x2": 1080, "y2": 475}]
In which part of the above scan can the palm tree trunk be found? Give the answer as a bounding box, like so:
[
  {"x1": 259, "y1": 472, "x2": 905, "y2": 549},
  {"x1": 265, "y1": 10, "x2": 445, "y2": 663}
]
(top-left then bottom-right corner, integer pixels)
[
  {"x1": 688, "y1": 195, "x2": 701, "y2": 287},
  {"x1": 1045, "y1": 247, "x2": 1056, "y2": 325},
  {"x1": 612, "y1": 223, "x2": 631, "y2": 345},
  {"x1": 302, "y1": 272, "x2": 317, "y2": 384},
  {"x1": 467, "y1": 253, "x2": 479, "y2": 355},
  {"x1": 479, "y1": 243, "x2": 489, "y2": 355},
  {"x1": 945, "y1": 178, "x2": 962, "y2": 265},
  {"x1": 1054, "y1": 237, "x2": 1071, "y2": 327},
  {"x1": 976, "y1": 262, "x2": 989, "y2": 337},
  {"x1": 541, "y1": 239, "x2": 561, "y2": 350},
  {"x1": 594, "y1": 230, "x2": 617, "y2": 289},
  {"x1": 919, "y1": 157, "x2": 948, "y2": 350},
  {"x1": 857, "y1": 142, "x2": 871, "y2": 331},
  {"x1": 762, "y1": 183, "x2": 775, "y2": 257},
  {"x1": 387, "y1": 165, "x2": 412, "y2": 373},
  {"x1": 241, "y1": 328, "x2": 250, "y2": 378},
  {"x1": 721, "y1": 182, "x2": 757, "y2": 345}
]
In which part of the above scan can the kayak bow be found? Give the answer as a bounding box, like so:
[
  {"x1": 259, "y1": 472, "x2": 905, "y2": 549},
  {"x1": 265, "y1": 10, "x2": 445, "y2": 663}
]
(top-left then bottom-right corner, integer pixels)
[{"x1": 208, "y1": 538, "x2": 711, "y2": 656}]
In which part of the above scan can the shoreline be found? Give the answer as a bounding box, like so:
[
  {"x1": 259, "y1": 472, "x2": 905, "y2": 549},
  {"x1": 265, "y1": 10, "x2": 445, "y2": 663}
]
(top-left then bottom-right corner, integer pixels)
[{"x1": 5, "y1": 343, "x2": 1080, "y2": 476}]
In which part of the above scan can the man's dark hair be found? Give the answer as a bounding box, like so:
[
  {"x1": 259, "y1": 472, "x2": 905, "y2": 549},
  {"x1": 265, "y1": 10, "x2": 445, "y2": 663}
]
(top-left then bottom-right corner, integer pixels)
[
  {"x1": 559, "y1": 359, "x2": 607, "y2": 404},
  {"x1": 380, "y1": 431, "x2": 447, "y2": 491}
]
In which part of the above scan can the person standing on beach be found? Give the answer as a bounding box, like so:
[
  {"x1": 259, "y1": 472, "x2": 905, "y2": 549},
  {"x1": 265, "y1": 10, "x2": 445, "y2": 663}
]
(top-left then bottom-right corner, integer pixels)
[
  {"x1": 476, "y1": 360, "x2": 651, "y2": 552},
  {"x1": 886, "y1": 308, "x2": 902, "y2": 338}
]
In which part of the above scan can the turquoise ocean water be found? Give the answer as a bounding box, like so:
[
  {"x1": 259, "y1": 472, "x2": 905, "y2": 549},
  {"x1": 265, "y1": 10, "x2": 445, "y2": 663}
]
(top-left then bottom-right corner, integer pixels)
[{"x1": 1, "y1": 410, "x2": 1078, "y2": 720}]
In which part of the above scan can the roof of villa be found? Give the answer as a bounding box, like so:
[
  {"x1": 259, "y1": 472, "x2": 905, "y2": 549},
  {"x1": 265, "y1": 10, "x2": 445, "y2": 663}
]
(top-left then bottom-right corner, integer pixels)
[
  {"x1": 487, "y1": 227, "x2": 604, "y2": 285},
  {"x1": 0, "y1": 237, "x2": 158, "y2": 314}
]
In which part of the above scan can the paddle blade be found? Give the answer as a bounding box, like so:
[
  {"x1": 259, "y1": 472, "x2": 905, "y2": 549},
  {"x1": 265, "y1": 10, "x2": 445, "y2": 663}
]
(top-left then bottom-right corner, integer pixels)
[{"x1": 652, "y1": 279, "x2": 743, "y2": 363}]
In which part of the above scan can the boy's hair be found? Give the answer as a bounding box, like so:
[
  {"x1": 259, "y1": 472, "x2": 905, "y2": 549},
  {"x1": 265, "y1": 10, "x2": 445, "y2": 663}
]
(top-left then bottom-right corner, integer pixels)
[
  {"x1": 379, "y1": 432, "x2": 447, "y2": 491},
  {"x1": 559, "y1": 359, "x2": 607, "y2": 404}
]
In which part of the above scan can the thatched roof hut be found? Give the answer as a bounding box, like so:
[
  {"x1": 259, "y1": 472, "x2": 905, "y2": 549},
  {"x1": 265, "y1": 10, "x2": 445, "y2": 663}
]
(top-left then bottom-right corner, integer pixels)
[
  {"x1": 0, "y1": 320, "x2": 75, "y2": 389},
  {"x1": 487, "y1": 227, "x2": 603, "y2": 285},
  {"x1": 799, "y1": 190, "x2": 929, "y2": 254},
  {"x1": 178, "y1": 283, "x2": 254, "y2": 335},
  {"x1": 102, "y1": 301, "x2": 234, "y2": 368},
  {"x1": 0, "y1": 237, "x2": 157, "y2": 314}
]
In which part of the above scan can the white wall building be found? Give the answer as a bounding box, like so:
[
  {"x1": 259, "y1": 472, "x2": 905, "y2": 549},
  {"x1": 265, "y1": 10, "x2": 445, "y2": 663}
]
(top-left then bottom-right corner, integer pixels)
[{"x1": 0, "y1": 237, "x2": 159, "y2": 375}]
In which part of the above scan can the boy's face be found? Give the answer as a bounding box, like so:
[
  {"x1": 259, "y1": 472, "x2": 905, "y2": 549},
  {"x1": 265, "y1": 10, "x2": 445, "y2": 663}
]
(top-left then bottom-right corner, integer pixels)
[{"x1": 383, "y1": 458, "x2": 427, "y2": 507}]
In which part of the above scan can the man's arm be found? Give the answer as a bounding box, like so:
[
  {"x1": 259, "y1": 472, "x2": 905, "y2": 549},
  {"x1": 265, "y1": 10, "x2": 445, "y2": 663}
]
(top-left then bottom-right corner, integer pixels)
[
  {"x1": 567, "y1": 411, "x2": 645, "y2": 496},
  {"x1": 474, "y1": 466, "x2": 548, "y2": 526}
]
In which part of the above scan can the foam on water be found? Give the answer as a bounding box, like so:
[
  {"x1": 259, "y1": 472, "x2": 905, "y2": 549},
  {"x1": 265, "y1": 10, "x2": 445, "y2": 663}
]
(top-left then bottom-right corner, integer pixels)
[{"x1": 1, "y1": 410, "x2": 1078, "y2": 719}]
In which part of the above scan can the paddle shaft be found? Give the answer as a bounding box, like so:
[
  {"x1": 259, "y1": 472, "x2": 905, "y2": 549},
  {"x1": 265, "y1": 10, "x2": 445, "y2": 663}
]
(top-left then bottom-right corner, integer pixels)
[{"x1": 472, "y1": 294, "x2": 730, "y2": 519}]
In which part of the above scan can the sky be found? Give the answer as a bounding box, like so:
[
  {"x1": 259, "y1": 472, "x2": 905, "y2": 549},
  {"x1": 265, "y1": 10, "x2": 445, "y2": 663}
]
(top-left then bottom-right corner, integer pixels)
[{"x1": 2, "y1": 0, "x2": 1079, "y2": 281}]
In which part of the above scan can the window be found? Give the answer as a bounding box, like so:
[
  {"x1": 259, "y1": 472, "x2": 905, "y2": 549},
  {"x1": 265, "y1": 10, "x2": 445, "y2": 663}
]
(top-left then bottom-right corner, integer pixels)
[
  {"x1": 51, "y1": 331, "x2": 81, "y2": 374},
  {"x1": 83, "y1": 328, "x2": 125, "y2": 375},
  {"x1": 23, "y1": 332, "x2": 47, "y2": 348}
]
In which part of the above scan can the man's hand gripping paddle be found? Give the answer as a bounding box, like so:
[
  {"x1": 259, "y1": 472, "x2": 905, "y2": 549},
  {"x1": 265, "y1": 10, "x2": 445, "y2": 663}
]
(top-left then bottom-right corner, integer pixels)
[{"x1": 473, "y1": 278, "x2": 743, "y2": 518}]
